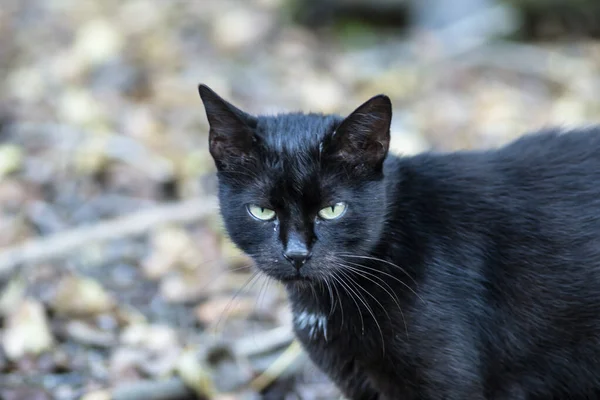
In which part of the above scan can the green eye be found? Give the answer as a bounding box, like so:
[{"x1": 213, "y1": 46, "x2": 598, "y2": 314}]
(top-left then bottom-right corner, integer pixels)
[
  {"x1": 318, "y1": 202, "x2": 347, "y2": 220},
  {"x1": 247, "y1": 205, "x2": 276, "y2": 221}
]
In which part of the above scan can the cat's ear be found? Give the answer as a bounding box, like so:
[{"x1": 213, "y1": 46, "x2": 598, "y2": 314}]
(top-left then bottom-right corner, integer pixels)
[
  {"x1": 326, "y1": 94, "x2": 392, "y2": 171},
  {"x1": 198, "y1": 84, "x2": 258, "y2": 170}
]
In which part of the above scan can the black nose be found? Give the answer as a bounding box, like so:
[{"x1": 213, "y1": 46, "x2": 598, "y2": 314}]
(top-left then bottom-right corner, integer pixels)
[{"x1": 283, "y1": 248, "x2": 311, "y2": 270}]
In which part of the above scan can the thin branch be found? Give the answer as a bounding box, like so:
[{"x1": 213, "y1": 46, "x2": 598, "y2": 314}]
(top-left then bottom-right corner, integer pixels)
[
  {"x1": 111, "y1": 378, "x2": 195, "y2": 400},
  {"x1": 0, "y1": 197, "x2": 218, "y2": 278}
]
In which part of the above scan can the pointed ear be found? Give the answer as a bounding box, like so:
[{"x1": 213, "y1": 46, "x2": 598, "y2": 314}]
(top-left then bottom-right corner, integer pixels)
[
  {"x1": 325, "y1": 94, "x2": 392, "y2": 172},
  {"x1": 198, "y1": 84, "x2": 258, "y2": 170}
]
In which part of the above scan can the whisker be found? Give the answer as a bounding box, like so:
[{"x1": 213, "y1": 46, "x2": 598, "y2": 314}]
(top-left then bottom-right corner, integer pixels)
[
  {"x1": 254, "y1": 276, "x2": 270, "y2": 316},
  {"x1": 337, "y1": 253, "x2": 418, "y2": 286},
  {"x1": 331, "y1": 271, "x2": 362, "y2": 334},
  {"x1": 336, "y1": 262, "x2": 409, "y2": 341},
  {"x1": 338, "y1": 259, "x2": 424, "y2": 303},
  {"x1": 196, "y1": 254, "x2": 258, "y2": 294},
  {"x1": 323, "y1": 275, "x2": 336, "y2": 317},
  {"x1": 336, "y1": 263, "x2": 400, "y2": 312},
  {"x1": 251, "y1": 275, "x2": 271, "y2": 344},
  {"x1": 213, "y1": 271, "x2": 260, "y2": 335},
  {"x1": 309, "y1": 281, "x2": 319, "y2": 307},
  {"x1": 338, "y1": 269, "x2": 385, "y2": 354},
  {"x1": 330, "y1": 274, "x2": 344, "y2": 326}
]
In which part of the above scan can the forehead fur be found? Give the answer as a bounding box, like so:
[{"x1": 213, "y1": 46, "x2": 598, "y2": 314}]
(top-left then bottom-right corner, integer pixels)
[
  {"x1": 256, "y1": 113, "x2": 342, "y2": 154},
  {"x1": 249, "y1": 113, "x2": 343, "y2": 201}
]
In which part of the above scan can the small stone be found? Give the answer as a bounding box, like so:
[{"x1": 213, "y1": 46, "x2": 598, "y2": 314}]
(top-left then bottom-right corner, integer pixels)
[
  {"x1": 73, "y1": 135, "x2": 110, "y2": 175},
  {"x1": 109, "y1": 347, "x2": 145, "y2": 382},
  {"x1": 121, "y1": 323, "x2": 178, "y2": 352},
  {"x1": 58, "y1": 89, "x2": 104, "y2": 126},
  {"x1": 2, "y1": 299, "x2": 54, "y2": 360},
  {"x1": 64, "y1": 320, "x2": 116, "y2": 348},
  {"x1": 116, "y1": 324, "x2": 181, "y2": 378}
]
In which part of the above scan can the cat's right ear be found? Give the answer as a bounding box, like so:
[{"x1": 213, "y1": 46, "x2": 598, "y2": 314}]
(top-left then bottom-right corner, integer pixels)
[
  {"x1": 324, "y1": 94, "x2": 392, "y2": 173},
  {"x1": 198, "y1": 84, "x2": 258, "y2": 170}
]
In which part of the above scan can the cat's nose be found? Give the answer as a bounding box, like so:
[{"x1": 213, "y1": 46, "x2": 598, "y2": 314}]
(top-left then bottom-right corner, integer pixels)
[
  {"x1": 283, "y1": 248, "x2": 311, "y2": 269},
  {"x1": 283, "y1": 231, "x2": 312, "y2": 269}
]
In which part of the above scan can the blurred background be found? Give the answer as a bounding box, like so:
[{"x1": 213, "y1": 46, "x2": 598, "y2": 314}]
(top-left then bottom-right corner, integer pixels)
[{"x1": 0, "y1": 0, "x2": 600, "y2": 399}]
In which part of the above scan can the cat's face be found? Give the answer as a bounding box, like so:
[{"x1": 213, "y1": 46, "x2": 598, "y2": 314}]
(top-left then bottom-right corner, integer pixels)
[{"x1": 199, "y1": 85, "x2": 392, "y2": 285}]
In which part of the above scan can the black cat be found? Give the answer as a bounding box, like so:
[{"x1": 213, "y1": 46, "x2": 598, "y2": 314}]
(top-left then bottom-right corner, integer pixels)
[{"x1": 199, "y1": 83, "x2": 600, "y2": 400}]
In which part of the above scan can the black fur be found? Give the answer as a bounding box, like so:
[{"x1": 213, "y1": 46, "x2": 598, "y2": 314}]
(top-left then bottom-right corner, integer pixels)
[{"x1": 199, "y1": 83, "x2": 600, "y2": 400}]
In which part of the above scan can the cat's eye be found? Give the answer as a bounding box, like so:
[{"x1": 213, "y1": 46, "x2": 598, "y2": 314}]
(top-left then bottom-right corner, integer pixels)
[
  {"x1": 247, "y1": 205, "x2": 276, "y2": 221},
  {"x1": 318, "y1": 202, "x2": 347, "y2": 220}
]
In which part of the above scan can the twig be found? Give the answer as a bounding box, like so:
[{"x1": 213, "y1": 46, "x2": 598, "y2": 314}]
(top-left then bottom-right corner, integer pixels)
[
  {"x1": 0, "y1": 197, "x2": 218, "y2": 278},
  {"x1": 233, "y1": 325, "x2": 295, "y2": 358},
  {"x1": 107, "y1": 327, "x2": 302, "y2": 400},
  {"x1": 111, "y1": 378, "x2": 195, "y2": 400},
  {"x1": 249, "y1": 340, "x2": 305, "y2": 392}
]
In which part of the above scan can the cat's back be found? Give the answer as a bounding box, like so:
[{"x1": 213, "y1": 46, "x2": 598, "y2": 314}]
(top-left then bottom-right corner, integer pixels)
[
  {"x1": 495, "y1": 126, "x2": 600, "y2": 176},
  {"x1": 393, "y1": 126, "x2": 600, "y2": 205},
  {"x1": 390, "y1": 127, "x2": 600, "y2": 398},
  {"x1": 389, "y1": 125, "x2": 600, "y2": 281}
]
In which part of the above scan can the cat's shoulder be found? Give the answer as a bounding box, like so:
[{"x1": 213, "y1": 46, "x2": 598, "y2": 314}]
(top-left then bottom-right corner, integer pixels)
[
  {"x1": 390, "y1": 125, "x2": 600, "y2": 170},
  {"x1": 497, "y1": 125, "x2": 600, "y2": 158}
]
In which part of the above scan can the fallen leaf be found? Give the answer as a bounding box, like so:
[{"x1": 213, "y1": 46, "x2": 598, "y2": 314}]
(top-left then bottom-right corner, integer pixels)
[
  {"x1": 0, "y1": 277, "x2": 25, "y2": 317},
  {"x1": 2, "y1": 298, "x2": 54, "y2": 360},
  {"x1": 80, "y1": 391, "x2": 111, "y2": 400},
  {"x1": 0, "y1": 145, "x2": 23, "y2": 179},
  {"x1": 52, "y1": 276, "x2": 115, "y2": 316}
]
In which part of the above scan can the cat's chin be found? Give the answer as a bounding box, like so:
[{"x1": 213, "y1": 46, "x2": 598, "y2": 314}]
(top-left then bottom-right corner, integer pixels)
[
  {"x1": 279, "y1": 275, "x2": 312, "y2": 283},
  {"x1": 278, "y1": 275, "x2": 315, "y2": 288}
]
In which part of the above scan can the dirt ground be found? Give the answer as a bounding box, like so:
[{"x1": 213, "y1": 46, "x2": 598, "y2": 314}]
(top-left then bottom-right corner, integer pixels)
[{"x1": 1, "y1": 0, "x2": 600, "y2": 399}]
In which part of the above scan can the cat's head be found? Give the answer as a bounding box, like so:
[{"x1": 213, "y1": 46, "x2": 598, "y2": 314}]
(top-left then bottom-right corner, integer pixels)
[{"x1": 199, "y1": 84, "x2": 392, "y2": 285}]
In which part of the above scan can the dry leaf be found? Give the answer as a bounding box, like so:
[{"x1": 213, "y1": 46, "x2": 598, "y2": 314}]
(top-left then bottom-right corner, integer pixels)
[
  {"x1": 2, "y1": 298, "x2": 54, "y2": 360},
  {"x1": 52, "y1": 276, "x2": 115, "y2": 316}
]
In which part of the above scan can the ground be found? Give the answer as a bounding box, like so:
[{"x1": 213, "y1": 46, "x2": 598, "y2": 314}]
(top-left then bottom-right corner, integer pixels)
[{"x1": 0, "y1": 0, "x2": 599, "y2": 399}]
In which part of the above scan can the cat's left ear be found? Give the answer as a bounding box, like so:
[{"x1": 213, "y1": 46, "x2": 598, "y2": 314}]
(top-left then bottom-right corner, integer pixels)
[
  {"x1": 198, "y1": 84, "x2": 258, "y2": 170},
  {"x1": 326, "y1": 94, "x2": 392, "y2": 171}
]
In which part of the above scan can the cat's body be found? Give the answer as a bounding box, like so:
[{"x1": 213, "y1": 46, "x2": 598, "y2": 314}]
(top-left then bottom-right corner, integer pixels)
[
  {"x1": 292, "y1": 129, "x2": 600, "y2": 400},
  {"x1": 198, "y1": 84, "x2": 600, "y2": 400}
]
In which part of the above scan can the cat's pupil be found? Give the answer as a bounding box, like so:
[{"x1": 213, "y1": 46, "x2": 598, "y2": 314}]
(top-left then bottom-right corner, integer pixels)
[{"x1": 331, "y1": 206, "x2": 335, "y2": 212}]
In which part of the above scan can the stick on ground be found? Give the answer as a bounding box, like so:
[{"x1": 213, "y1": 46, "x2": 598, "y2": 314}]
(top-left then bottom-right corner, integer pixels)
[{"x1": 0, "y1": 197, "x2": 218, "y2": 278}]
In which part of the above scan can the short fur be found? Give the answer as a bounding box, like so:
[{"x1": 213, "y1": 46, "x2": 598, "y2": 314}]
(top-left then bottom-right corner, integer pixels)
[{"x1": 199, "y1": 83, "x2": 600, "y2": 400}]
